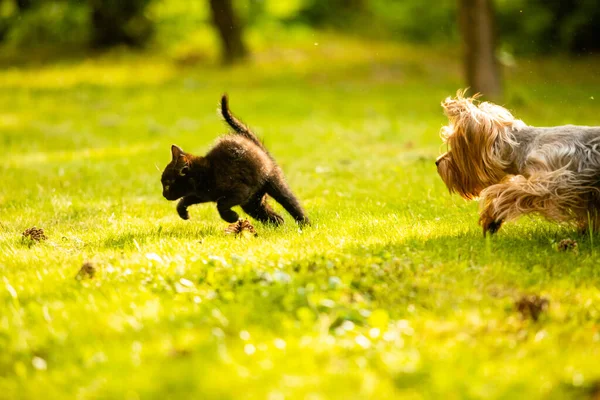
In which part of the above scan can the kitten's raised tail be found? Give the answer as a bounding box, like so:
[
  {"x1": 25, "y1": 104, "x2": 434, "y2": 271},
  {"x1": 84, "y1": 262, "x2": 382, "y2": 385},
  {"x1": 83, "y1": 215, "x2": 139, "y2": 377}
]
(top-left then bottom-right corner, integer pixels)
[{"x1": 220, "y1": 94, "x2": 264, "y2": 149}]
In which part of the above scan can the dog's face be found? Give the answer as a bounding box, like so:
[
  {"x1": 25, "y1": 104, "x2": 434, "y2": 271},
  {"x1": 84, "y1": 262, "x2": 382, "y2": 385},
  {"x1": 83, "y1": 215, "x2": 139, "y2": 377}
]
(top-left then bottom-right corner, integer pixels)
[
  {"x1": 435, "y1": 150, "x2": 483, "y2": 200},
  {"x1": 436, "y1": 91, "x2": 523, "y2": 200},
  {"x1": 435, "y1": 152, "x2": 460, "y2": 195}
]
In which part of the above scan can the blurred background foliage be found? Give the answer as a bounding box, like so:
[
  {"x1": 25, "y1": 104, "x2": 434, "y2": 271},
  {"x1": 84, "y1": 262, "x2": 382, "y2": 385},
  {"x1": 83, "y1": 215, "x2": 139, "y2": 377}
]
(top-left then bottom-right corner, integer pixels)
[{"x1": 0, "y1": 0, "x2": 598, "y2": 58}]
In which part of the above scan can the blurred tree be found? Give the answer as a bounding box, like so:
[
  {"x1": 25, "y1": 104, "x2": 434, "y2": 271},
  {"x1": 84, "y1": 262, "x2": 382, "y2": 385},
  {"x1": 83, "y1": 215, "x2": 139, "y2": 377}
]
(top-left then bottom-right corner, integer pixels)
[
  {"x1": 0, "y1": 0, "x2": 31, "y2": 41},
  {"x1": 458, "y1": 0, "x2": 502, "y2": 100},
  {"x1": 89, "y1": 0, "x2": 154, "y2": 48},
  {"x1": 208, "y1": 0, "x2": 248, "y2": 64}
]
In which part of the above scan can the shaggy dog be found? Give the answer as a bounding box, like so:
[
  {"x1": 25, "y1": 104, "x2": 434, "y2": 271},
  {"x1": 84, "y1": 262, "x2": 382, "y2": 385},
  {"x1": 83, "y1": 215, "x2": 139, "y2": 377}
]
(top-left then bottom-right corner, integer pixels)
[{"x1": 436, "y1": 90, "x2": 600, "y2": 235}]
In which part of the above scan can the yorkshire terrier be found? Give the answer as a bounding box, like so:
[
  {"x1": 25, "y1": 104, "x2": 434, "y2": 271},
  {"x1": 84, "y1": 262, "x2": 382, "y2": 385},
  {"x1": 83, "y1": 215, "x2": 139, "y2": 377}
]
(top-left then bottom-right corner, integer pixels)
[{"x1": 436, "y1": 90, "x2": 600, "y2": 236}]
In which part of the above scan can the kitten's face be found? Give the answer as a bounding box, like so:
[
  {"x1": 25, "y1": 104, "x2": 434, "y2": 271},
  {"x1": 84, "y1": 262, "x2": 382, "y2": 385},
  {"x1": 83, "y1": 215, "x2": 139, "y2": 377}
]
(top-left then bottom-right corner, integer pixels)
[{"x1": 161, "y1": 145, "x2": 192, "y2": 201}]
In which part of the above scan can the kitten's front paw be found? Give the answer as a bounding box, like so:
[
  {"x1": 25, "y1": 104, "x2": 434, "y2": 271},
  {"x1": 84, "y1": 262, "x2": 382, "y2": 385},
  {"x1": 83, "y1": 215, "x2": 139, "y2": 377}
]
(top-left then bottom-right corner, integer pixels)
[{"x1": 177, "y1": 204, "x2": 189, "y2": 220}]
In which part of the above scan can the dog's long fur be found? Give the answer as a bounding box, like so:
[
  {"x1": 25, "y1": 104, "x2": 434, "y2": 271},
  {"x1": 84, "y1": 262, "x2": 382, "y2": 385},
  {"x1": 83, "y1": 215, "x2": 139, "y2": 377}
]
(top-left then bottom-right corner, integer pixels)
[{"x1": 437, "y1": 90, "x2": 600, "y2": 235}]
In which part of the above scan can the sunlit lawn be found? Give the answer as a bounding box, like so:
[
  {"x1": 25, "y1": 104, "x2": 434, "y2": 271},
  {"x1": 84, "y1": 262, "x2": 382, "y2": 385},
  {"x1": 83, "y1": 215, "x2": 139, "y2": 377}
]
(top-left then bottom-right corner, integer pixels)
[{"x1": 2, "y1": 31, "x2": 600, "y2": 399}]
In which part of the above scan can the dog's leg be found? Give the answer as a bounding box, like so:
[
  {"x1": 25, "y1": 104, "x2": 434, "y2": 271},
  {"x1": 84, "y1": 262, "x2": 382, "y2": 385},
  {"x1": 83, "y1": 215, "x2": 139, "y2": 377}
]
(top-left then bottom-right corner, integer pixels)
[
  {"x1": 479, "y1": 174, "x2": 581, "y2": 236},
  {"x1": 577, "y1": 204, "x2": 600, "y2": 235}
]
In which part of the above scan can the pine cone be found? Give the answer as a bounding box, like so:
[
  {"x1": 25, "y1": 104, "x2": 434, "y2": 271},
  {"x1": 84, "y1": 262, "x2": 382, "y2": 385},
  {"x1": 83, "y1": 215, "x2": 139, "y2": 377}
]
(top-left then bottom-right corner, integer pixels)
[
  {"x1": 225, "y1": 219, "x2": 257, "y2": 237},
  {"x1": 75, "y1": 261, "x2": 96, "y2": 280},
  {"x1": 515, "y1": 295, "x2": 549, "y2": 321},
  {"x1": 22, "y1": 227, "x2": 47, "y2": 242},
  {"x1": 557, "y1": 239, "x2": 578, "y2": 253}
]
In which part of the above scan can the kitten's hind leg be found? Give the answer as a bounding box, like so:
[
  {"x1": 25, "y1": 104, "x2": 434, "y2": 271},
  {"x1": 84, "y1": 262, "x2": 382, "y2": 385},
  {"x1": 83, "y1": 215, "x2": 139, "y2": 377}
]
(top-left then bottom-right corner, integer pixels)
[
  {"x1": 265, "y1": 176, "x2": 310, "y2": 225},
  {"x1": 241, "y1": 193, "x2": 284, "y2": 225}
]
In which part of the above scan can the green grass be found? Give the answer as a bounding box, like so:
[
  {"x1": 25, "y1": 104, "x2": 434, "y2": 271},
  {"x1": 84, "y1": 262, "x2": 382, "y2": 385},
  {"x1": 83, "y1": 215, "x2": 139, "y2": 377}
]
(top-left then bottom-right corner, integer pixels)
[{"x1": 2, "y1": 32, "x2": 600, "y2": 399}]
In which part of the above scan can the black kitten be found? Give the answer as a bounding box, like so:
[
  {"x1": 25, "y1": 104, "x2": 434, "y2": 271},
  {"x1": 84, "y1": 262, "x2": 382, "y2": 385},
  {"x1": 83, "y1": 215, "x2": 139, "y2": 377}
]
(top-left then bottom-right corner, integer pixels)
[{"x1": 161, "y1": 95, "x2": 310, "y2": 226}]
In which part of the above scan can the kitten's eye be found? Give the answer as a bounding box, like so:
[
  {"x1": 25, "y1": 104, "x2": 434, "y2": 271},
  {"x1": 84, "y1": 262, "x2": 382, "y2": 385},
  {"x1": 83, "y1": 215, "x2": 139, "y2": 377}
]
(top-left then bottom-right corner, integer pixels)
[{"x1": 179, "y1": 166, "x2": 189, "y2": 176}]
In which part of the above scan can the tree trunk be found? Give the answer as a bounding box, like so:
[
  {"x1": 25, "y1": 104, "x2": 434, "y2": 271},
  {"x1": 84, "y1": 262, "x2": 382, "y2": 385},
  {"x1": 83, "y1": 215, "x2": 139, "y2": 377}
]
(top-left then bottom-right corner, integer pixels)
[
  {"x1": 458, "y1": 0, "x2": 502, "y2": 100},
  {"x1": 208, "y1": 0, "x2": 248, "y2": 64}
]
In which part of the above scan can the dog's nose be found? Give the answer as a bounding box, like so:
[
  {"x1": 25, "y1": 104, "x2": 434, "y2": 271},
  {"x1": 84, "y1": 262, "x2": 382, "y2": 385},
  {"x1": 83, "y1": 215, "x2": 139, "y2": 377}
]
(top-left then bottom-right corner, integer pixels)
[{"x1": 435, "y1": 158, "x2": 441, "y2": 167}]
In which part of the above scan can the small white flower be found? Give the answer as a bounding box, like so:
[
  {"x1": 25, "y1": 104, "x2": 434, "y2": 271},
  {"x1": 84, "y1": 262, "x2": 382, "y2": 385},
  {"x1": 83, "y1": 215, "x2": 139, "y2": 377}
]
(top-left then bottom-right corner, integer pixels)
[
  {"x1": 32, "y1": 357, "x2": 47, "y2": 370},
  {"x1": 274, "y1": 338, "x2": 286, "y2": 350},
  {"x1": 355, "y1": 335, "x2": 371, "y2": 349},
  {"x1": 244, "y1": 344, "x2": 256, "y2": 355}
]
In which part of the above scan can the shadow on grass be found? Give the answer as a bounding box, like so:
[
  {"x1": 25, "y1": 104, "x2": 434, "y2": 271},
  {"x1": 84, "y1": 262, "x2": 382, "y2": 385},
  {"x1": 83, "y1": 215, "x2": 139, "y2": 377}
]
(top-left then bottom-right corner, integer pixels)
[
  {"x1": 384, "y1": 224, "x2": 597, "y2": 273},
  {"x1": 100, "y1": 224, "x2": 219, "y2": 249}
]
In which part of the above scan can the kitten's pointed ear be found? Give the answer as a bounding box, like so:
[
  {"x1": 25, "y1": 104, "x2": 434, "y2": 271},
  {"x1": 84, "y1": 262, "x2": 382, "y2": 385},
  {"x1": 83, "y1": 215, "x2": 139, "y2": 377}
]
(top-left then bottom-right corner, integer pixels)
[{"x1": 171, "y1": 145, "x2": 184, "y2": 160}]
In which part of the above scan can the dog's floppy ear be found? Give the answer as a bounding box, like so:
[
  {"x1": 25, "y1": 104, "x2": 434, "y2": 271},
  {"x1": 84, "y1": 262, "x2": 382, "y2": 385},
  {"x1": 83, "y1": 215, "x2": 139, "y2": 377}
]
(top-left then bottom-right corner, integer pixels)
[{"x1": 171, "y1": 145, "x2": 185, "y2": 161}]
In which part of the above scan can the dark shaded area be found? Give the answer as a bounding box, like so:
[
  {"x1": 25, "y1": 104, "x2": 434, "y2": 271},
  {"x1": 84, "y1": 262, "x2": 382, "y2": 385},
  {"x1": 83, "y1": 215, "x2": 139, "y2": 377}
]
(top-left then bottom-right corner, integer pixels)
[
  {"x1": 538, "y1": 0, "x2": 600, "y2": 54},
  {"x1": 0, "y1": 0, "x2": 153, "y2": 48},
  {"x1": 15, "y1": 0, "x2": 33, "y2": 11},
  {"x1": 89, "y1": 0, "x2": 154, "y2": 48},
  {"x1": 0, "y1": 0, "x2": 598, "y2": 56},
  {"x1": 293, "y1": 0, "x2": 368, "y2": 28},
  {"x1": 292, "y1": 0, "x2": 600, "y2": 56},
  {"x1": 497, "y1": 0, "x2": 600, "y2": 55}
]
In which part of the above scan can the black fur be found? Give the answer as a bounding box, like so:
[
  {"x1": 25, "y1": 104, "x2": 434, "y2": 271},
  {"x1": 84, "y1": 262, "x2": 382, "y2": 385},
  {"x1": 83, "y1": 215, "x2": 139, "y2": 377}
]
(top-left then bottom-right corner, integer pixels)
[{"x1": 161, "y1": 95, "x2": 310, "y2": 226}]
